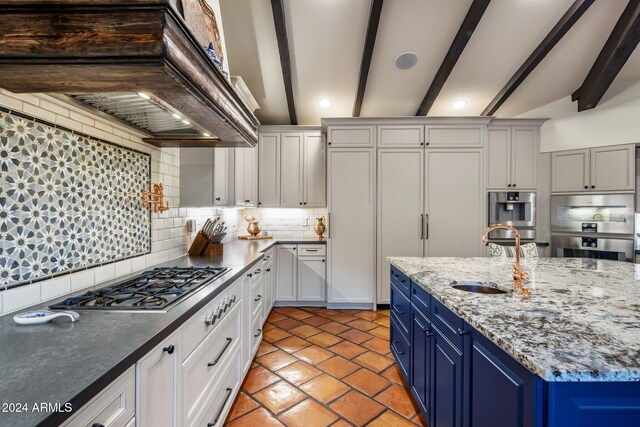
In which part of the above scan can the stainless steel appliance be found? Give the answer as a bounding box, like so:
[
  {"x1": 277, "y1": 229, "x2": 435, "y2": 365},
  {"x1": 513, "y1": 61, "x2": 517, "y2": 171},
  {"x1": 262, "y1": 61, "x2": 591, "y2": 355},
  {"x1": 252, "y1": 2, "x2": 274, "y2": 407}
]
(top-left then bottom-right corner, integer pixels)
[
  {"x1": 487, "y1": 192, "x2": 536, "y2": 240},
  {"x1": 550, "y1": 194, "x2": 634, "y2": 262},
  {"x1": 50, "y1": 266, "x2": 229, "y2": 311}
]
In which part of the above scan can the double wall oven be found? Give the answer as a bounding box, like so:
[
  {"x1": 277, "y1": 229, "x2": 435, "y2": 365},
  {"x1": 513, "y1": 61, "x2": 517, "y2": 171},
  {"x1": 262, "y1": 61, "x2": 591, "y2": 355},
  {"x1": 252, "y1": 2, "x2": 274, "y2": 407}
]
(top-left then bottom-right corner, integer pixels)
[{"x1": 550, "y1": 194, "x2": 635, "y2": 262}]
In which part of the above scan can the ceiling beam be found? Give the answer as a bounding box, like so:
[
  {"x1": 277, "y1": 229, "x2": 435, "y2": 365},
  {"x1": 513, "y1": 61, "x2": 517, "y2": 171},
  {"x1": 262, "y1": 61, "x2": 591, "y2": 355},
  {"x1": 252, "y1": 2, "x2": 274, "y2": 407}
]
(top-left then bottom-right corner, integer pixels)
[
  {"x1": 572, "y1": 0, "x2": 640, "y2": 111},
  {"x1": 271, "y1": 0, "x2": 297, "y2": 125},
  {"x1": 353, "y1": 0, "x2": 384, "y2": 117},
  {"x1": 415, "y1": 0, "x2": 491, "y2": 116},
  {"x1": 481, "y1": 0, "x2": 595, "y2": 117}
]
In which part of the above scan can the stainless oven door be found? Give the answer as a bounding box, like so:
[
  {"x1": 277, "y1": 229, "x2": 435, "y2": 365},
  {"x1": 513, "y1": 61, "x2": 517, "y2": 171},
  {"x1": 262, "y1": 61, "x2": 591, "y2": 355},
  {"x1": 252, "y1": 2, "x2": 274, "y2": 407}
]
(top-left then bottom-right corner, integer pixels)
[
  {"x1": 550, "y1": 194, "x2": 634, "y2": 235},
  {"x1": 551, "y1": 235, "x2": 634, "y2": 262}
]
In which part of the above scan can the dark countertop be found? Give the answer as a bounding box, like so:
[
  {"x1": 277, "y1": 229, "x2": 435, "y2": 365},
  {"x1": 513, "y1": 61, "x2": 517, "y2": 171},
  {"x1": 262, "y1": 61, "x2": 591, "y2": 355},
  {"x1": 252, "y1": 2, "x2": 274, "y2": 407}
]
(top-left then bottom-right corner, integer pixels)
[{"x1": 0, "y1": 237, "x2": 325, "y2": 427}]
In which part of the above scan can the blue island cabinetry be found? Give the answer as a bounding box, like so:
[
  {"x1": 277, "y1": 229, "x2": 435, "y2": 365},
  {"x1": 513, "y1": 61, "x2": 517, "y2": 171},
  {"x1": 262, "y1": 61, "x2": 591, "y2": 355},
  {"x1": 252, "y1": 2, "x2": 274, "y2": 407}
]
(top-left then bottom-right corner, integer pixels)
[{"x1": 390, "y1": 265, "x2": 640, "y2": 427}]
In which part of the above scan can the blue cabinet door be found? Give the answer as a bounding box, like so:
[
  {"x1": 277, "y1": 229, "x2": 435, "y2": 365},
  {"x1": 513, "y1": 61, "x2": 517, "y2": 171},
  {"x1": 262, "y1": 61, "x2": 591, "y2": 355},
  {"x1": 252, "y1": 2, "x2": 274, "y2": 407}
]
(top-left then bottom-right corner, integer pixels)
[
  {"x1": 390, "y1": 315, "x2": 411, "y2": 382},
  {"x1": 464, "y1": 329, "x2": 543, "y2": 427},
  {"x1": 411, "y1": 306, "x2": 431, "y2": 416},
  {"x1": 431, "y1": 326, "x2": 463, "y2": 427}
]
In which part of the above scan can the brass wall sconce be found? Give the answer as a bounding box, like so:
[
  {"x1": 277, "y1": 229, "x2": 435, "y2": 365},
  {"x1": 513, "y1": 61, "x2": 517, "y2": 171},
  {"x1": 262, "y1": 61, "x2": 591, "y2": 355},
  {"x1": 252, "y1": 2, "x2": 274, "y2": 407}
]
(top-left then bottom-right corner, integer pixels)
[{"x1": 141, "y1": 183, "x2": 170, "y2": 214}]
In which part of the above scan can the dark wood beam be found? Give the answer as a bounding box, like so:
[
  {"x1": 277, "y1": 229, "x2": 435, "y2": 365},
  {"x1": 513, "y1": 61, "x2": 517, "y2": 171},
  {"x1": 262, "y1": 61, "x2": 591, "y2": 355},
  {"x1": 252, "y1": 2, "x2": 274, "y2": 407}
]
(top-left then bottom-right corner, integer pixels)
[
  {"x1": 271, "y1": 0, "x2": 297, "y2": 125},
  {"x1": 481, "y1": 0, "x2": 595, "y2": 116},
  {"x1": 353, "y1": 0, "x2": 384, "y2": 117},
  {"x1": 573, "y1": 0, "x2": 640, "y2": 111},
  {"x1": 415, "y1": 0, "x2": 491, "y2": 116}
]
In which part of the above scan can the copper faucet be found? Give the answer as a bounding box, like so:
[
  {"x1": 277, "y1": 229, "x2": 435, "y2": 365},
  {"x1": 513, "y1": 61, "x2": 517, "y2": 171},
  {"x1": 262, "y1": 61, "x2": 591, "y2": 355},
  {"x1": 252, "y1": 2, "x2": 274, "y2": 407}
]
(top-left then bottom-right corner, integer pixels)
[{"x1": 481, "y1": 224, "x2": 530, "y2": 296}]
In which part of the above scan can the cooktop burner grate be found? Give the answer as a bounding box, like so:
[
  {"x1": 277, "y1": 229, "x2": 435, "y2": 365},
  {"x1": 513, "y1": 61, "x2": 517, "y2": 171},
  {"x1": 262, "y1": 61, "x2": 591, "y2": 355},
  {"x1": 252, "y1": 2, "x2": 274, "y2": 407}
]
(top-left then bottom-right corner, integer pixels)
[{"x1": 50, "y1": 266, "x2": 229, "y2": 311}]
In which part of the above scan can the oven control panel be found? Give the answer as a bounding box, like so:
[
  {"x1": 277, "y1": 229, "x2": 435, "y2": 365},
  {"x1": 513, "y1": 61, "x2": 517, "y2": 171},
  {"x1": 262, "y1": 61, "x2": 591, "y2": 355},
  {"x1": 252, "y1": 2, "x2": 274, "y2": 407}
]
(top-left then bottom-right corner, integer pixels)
[
  {"x1": 582, "y1": 223, "x2": 598, "y2": 233},
  {"x1": 582, "y1": 237, "x2": 598, "y2": 248}
]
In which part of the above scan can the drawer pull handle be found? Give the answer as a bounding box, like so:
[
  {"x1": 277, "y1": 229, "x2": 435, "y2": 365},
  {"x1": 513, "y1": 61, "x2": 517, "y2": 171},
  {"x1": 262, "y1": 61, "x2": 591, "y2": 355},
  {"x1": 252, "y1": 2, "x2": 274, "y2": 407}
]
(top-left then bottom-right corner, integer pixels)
[
  {"x1": 208, "y1": 337, "x2": 233, "y2": 367},
  {"x1": 305, "y1": 249, "x2": 319, "y2": 252},
  {"x1": 254, "y1": 328, "x2": 262, "y2": 337},
  {"x1": 392, "y1": 304, "x2": 404, "y2": 314},
  {"x1": 92, "y1": 424, "x2": 105, "y2": 427},
  {"x1": 266, "y1": 268, "x2": 271, "y2": 272},
  {"x1": 254, "y1": 269, "x2": 262, "y2": 274},
  {"x1": 247, "y1": 273, "x2": 252, "y2": 278},
  {"x1": 254, "y1": 295, "x2": 262, "y2": 302},
  {"x1": 457, "y1": 328, "x2": 469, "y2": 336},
  {"x1": 163, "y1": 345, "x2": 175, "y2": 355},
  {"x1": 208, "y1": 387, "x2": 233, "y2": 427},
  {"x1": 391, "y1": 340, "x2": 404, "y2": 355}
]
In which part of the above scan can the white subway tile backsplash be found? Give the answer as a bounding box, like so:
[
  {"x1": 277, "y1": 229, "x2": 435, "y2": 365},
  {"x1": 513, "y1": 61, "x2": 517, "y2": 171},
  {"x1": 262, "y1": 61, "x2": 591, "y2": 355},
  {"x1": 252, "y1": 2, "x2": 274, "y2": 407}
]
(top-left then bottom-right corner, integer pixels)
[
  {"x1": 41, "y1": 276, "x2": 71, "y2": 301},
  {"x1": 3, "y1": 284, "x2": 41, "y2": 314},
  {"x1": 70, "y1": 270, "x2": 95, "y2": 292},
  {"x1": 131, "y1": 255, "x2": 147, "y2": 273},
  {"x1": 114, "y1": 260, "x2": 132, "y2": 277},
  {"x1": 94, "y1": 264, "x2": 115, "y2": 284}
]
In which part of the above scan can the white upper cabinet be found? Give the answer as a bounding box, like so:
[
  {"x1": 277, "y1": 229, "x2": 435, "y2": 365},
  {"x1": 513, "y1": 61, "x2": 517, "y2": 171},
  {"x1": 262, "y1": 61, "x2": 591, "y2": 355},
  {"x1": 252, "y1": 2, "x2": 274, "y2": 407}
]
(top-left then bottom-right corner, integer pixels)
[
  {"x1": 235, "y1": 146, "x2": 258, "y2": 206},
  {"x1": 551, "y1": 144, "x2": 634, "y2": 193},
  {"x1": 214, "y1": 148, "x2": 233, "y2": 206},
  {"x1": 280, "y1": 133, "x2": 304, "y2": 207},
  {"x1": 258, "y1": 133, "x2": 281, "y2": 207},
  {"x1": 303, "y1": 132, "x2": 326, "y2": 207},
  {"x1": 487, "y1": 126, "x2": 538, "y2": 189},
  {"x1": 425, "y1": 125, "x2": 483, "y2": 147},
  {"x1": 327, "y1": 126, "x2": 375, "y2": 147},
  {"x1": 180, "y1": 148, "x2": 214, "y2": 207},
  {"x1": 377, "y1": 125, "x2": 424, "y2": 147}
]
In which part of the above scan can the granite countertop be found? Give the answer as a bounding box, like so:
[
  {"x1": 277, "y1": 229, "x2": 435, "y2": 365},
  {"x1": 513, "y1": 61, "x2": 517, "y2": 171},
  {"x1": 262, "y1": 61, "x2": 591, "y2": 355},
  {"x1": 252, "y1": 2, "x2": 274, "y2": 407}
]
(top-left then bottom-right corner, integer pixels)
[
  {"x1": 388, "y1": 256, "x2": 640, "y2": 383},
  {"x1": 0, "y1": 237, "x2": 325, "y2": 427}
]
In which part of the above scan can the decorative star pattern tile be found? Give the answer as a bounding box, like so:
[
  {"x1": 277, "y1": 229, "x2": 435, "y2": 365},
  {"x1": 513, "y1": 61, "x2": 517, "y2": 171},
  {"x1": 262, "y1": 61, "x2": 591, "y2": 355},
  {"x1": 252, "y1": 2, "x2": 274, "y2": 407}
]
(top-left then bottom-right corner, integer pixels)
[{"x1": 0, "y1": 111, "x2": 151, "y2": 287}]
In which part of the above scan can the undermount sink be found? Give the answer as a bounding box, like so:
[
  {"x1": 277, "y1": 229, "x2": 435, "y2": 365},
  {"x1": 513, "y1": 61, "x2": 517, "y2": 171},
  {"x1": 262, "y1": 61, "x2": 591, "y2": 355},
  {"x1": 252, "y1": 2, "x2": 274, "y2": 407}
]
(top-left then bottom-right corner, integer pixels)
[{"x1": 450, "y1": 281, "x2": 507, "y2": 295}]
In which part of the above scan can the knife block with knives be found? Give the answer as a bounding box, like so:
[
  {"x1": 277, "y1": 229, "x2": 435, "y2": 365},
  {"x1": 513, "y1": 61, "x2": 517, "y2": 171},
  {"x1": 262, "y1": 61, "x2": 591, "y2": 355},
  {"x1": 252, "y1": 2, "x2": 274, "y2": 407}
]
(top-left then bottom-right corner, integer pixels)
[{"x1": 188, "y1": 218, "x2": 227, "y2": 256}]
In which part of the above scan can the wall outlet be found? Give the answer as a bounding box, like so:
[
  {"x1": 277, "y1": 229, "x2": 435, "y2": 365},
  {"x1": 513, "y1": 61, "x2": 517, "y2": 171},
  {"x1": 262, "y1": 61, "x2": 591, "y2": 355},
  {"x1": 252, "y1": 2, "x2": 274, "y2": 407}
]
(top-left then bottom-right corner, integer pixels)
[{"x1": 301, "y1": 217, "x2": 308, "y2": 227}]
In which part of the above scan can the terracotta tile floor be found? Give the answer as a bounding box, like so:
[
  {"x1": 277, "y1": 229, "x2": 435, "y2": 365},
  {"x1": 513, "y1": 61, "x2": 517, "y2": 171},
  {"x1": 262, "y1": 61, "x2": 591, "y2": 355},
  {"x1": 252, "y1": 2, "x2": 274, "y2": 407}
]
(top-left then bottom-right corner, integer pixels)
[{"x1": 225, "y1": 307, "x2": 427, "y2": 427}]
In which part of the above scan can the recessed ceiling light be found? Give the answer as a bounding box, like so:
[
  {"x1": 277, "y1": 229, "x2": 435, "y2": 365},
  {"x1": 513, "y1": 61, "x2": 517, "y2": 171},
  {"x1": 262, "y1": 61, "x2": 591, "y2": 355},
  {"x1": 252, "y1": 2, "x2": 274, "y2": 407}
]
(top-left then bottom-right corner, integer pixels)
[
  {"x1": 318, "y1": 99, "x2": 331, "y2": 108},
  {"x1": 172, "y1": 113, "x2": 181, "y2": 120},
  {"x1": 451, "y1": 100, "x2": 467, "y2": 110},
  {"x1": 138, "y1": 92, "x2": 150, "y2": 100},
  {"x1": 394, "y1": 52, "x2": 418, "y2": 70}
]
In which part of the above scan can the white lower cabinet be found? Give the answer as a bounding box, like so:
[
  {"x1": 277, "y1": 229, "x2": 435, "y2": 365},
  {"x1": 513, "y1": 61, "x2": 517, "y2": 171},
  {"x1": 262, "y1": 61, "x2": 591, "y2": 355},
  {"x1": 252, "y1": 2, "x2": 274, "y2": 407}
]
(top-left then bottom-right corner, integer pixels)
[
  {"x1": 275, "y1": 244, "x2": 326, "y2": 304},
  {"x1": 297, "y1": 256, "x2": 326, "y2": 301},
  {"x1": 262, "y1": 249, "x2": 276, "y2": 323},
  {"x1": 275, "y1": 245, "x2": 297, "y2": 301},
  {"x1": 63, "y1": 367, "x2": 135, "y2": 427},
  {"x1": 136, "y1": 331, "x2": 180, "y2": 427}
]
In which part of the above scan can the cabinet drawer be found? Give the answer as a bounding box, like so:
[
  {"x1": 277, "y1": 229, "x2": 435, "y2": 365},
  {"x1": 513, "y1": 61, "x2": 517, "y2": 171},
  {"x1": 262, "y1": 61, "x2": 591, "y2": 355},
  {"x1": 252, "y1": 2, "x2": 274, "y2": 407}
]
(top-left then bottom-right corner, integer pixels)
[
  {"x1": 328, "y1": 126, "x2": 374, "y2": 147},
  {"x1": 193, "y1": 349, "x2": 241, "y2": 427},
  {"x1": 411, "y1": 282, "x2": 431, "y2": 318},
  {"x1": 181, "y1": 278, "x2": 241, "y2": 361},
  {"x1": 390, "y1": 265, "x2": 410, "y2": 296},
  {"x1": 390, "y1": 315, "x2": 411, "y2": 382},
  {"x1": 425, "y1": 125, "x2": 483, "y2": 147},
  {"x1": 390, "y1": 282, "x2": 411, "y2": 336},
  {"x1": 297, "y1": 244, "x2": 326, "y2": 256},
  {"x1": 378, "y1": 125, "x2": 424, "y2": 147},
  {"x1": 431, "y1": 298, "x2": 464, "y2": 351},
  {"x1": 64, "y1": 367, "x2": 135, "y2": 427},
  {"x1": 182, "y1": 303, "x2": 241, "y2": 427}
]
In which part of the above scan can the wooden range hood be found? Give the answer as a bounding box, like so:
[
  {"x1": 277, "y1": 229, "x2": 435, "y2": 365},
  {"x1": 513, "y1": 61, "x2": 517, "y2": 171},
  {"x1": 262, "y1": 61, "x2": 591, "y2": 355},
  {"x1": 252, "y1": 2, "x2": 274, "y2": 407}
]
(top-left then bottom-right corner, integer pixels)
[{"x1": 0, "y1": 0, "x2": 259, "y2": 147}]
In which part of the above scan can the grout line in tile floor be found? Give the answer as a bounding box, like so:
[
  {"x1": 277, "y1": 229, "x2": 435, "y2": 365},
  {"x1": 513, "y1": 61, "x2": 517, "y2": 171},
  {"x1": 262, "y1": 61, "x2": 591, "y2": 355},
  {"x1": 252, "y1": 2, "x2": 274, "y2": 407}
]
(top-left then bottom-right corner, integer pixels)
[{"x1": 224, "y1": 306, "x2": 428, "y2": 427}]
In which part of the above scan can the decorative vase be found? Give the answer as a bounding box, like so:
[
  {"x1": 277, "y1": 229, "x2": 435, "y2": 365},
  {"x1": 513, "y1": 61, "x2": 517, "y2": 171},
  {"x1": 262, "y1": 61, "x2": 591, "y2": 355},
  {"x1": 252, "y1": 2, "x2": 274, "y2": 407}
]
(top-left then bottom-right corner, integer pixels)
[
  {"x1": 314, "y1": 217, "x2": 326, "y2": 238},
  {"x1": 247, "y1": 221, "x2": 261, "y2": 236}
]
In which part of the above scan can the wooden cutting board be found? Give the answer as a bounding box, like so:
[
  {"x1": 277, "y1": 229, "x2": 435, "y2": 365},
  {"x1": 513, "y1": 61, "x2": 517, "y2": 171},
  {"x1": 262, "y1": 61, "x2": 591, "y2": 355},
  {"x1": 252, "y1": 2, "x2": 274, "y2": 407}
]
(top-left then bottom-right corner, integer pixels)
[{"x1": 238, "y1": 235, "x2": 273, "y2": 240}]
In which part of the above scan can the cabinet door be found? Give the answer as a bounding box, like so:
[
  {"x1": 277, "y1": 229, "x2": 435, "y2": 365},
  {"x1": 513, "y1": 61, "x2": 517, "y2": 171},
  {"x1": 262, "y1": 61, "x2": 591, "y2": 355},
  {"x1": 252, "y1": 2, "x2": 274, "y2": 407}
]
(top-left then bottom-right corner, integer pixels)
[
  {"x1": 424, "y1": 149, "x2": 483, "y2": 257},
  {"x1": 137, "y1": 331, "x2": 179, "y2": 427},
  {"x1": 551, "y1": 150, "x2": 589, "y2": 193},
  {"x1": 425, "y1": 126, "x2": 483, "y2": 147},
  {"x1": 431, "y1": 327, "x2": 463, "y2": 427},
  {"x1": 327, "y1": 149, "x2": 375, "y2": 303},
  {"x1": 180, "y1": 148, "x2": 214, "y2": 207},
  {"x1": 234, "y1": 148, "x2": 245, "y2": 205},
  {"x1": 511, "y1": 127, "x2": 538, "y2": 189},
  {"x1": 411, "y1": 308, "x2": 431, "y2": 416},
  {"x1": 244, "y1": 146, "x2": 259, "y2": 206},
  {"x1": 263, "y1": 260, "x2": 274, "y2": 321},
  {"x1": 259, "y1": 133, "x2": 281, "y2": 207},
  {"x1": 297, "y1": 256, "x2": 325, "y2": 301},
  {"x1": 590, "y1": 144, "x2": 635, "y2": 192},
  {"x1": 487, "y1": 127, "x2": 511, "y2": 189},
  {"x1": 377, "y1": 149, "x2": 424, "y2": 304},
  {"x1": 281, "y1": 133, "x2": 304, "y2": 207},
  {"x1": 303, "y1": 132, "x2": 326, "y2": 207},
  {"x1": 378, "y1": 125, "x2": 424, "y2": 147},
  {"x1": 276, "y1": 245, "x2": 297, "y2": 301},
  {"x1": 327, "y1": 126, "x2": 374, "y2": 147},
  {"x1": 214, "y1": 148, "x2": 232, "y2": 206}
]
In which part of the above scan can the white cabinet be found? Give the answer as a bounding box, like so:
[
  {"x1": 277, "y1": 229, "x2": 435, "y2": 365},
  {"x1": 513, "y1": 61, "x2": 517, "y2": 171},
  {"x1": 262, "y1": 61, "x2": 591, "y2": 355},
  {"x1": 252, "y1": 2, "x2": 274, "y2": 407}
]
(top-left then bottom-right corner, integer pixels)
[
  {"x1": 276, "y1": 245, "x2": 297, "y2": 301},
  {"x1": 258, "y1": 133, "x2": 280, "y2": 207},
  {"x1": 280, "y1": 133, "x2": 304, "y2": 207},
  {"x1": 303, "y1": 133, "x2": 327, "y2": 207},
  {"x1": 327, "y1": 126, "x2": 374, "y2": 147},
  {"x1": 377, "y1": 149, "x2": 424, "y2": 304},
  {"x1": 262, "y1": 249, "x2": 276, "y2": 322},
  {"x1": 180, "y1": 148, "x2": 214, "y2": 207},
  {"x1": 424, "y1": 149, "x2": 484, "y2": 257},
  {"x1": 235, "y1": 146, "x2": 258, "y2": 206},
  {"x1": 327, "y1": 148, "x2": 375, "y2": 304},
  {"x1": 137, "y1": 331, "x2": 180, "y2": 427},
  {"x1": 551, "y1": 144, "x2": 635, "y2": 193},
  {"x1": 425, "y1": 125, "x2": 483, "y2": 147},
  {"x1": 378, "y1": 125, "x2": 424, "y2": 147},
  {"x1": 487, "y1": 126, "x2": 538, "y2": 189},
  {"x1": 214, "y1": 148, "x2": 234, "y2": 206}
]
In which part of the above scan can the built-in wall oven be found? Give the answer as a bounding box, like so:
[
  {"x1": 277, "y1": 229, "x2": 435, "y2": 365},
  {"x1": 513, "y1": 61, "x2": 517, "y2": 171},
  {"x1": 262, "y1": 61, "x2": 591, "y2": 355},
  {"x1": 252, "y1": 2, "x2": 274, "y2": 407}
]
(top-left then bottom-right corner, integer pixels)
[
  {"x1": 488, "y1": 192, "x2": 536, "y2": 240},
  {"x1": 550, "y1": 194, "x2": 635, "y2": 262}
]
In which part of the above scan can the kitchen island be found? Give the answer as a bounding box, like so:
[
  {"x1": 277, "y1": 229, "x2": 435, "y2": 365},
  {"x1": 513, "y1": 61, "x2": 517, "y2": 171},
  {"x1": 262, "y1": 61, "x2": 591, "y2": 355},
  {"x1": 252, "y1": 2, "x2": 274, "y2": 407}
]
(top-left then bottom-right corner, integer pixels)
[{"x1": 388, "y1": 256, "x2": 640, "y2": 427}]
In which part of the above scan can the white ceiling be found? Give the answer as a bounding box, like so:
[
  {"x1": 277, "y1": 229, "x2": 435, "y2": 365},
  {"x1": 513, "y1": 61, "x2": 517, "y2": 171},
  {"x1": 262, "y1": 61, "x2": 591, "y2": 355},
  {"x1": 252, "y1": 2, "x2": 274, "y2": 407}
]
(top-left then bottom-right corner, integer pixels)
[{"x1": 219, "y1": 0, "x2": 640, "y2": 125}]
